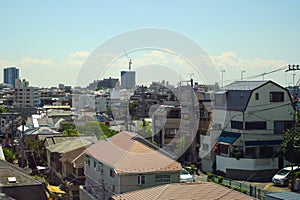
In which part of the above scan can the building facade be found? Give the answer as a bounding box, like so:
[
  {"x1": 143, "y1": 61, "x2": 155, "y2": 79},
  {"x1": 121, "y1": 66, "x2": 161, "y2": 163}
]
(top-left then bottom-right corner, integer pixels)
[
  {"x1": 4, "y1": 67, "x2": 19, "y2": 88},
  {"x1": 202, "y1": 81, "x2": 295, "y2": 180},
  {"x1": 121, "y1": 71, "x2": 135, "y2": 89},
  {"x1": 15, "y1": 87, "x2": 39, "y2": 107}
]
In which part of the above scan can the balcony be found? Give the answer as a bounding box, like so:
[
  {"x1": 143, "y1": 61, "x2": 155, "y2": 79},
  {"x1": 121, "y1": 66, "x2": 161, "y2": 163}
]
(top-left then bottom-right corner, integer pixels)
[{"x1": 216, "y1": 155, "x2": 278, "y2": 172}]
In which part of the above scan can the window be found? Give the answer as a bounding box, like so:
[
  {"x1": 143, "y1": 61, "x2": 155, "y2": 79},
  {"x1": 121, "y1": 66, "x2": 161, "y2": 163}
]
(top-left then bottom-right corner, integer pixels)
[
  {"x1": 245, "y1": 147, "x2": 256, "y2": 158},
  {"x1": 110, "y1": 168, "x2": 115, "y2": 178},
  {"x1": 274, "y1": 121, "x2": 294, "y2": 134},
  {"x1": 155, "y1": 174, "x2": 170, "y2": 183},
  {"x1": 231, "y1": 121, "x2": 243, "y2": 130},
  {"x1": 270, "y1": 92, "x2": 284, "y2": 102},
  {"x1": 245, "y1": 121, "x2": 266, "y2": 130},
  {"x1": 255, "y1": 93, "x2": 259, "y2": 100},
  {"x1": 138, "y1": 175, "x2": 145, "y2": 185},
  {"x1": 259, "y1": 146, "x2": 273, "y2": 158},
  {"x1": 219, "y1": 143, "x2": 229, "y2": 155},
  {"x1": 86, "y1": 157, "x2": 90, "y2": 166},
  {"x1": 78, "y1": 168, "x2": 84, "y2": 176},
  {"x1": 97, "y1": 162, "x2": 103, "y2": 173},
  {"x1": 94, "y1": 160, "x2": 97, "y2": 169}
]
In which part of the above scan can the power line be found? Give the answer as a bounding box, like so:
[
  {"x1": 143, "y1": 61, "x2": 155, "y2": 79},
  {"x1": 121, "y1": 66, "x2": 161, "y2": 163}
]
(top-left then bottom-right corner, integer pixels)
[{"x1": 224, "y1": 66, "x2": 287, "y2": 83}]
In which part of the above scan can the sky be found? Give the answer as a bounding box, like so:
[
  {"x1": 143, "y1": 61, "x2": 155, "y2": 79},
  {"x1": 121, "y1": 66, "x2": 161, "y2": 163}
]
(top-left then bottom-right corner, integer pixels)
[{"x1": 0, "y1": 0, "x2": 300, "y2": 87}]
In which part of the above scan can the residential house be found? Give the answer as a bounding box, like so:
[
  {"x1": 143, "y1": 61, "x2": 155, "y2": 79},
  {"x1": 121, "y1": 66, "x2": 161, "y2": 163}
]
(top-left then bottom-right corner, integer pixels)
[
  {"x1": 111, "y1": 182, "x2": 256, "y2": 200},
  {"x1": 203, "y1": 81, "x2": 295, "y2": 180},
  {"x1": 60, "y1": 146, "x2": 86, "y2": 200},
  {"x1": 0, "y1": 159, "x2": 48, "y2": 200},
  {"x1": 79, "y1": 131, "x2": 182, "y2": 200},
  {"x1": 46, "y1": 136, "x2": 97, "y2": 185}
]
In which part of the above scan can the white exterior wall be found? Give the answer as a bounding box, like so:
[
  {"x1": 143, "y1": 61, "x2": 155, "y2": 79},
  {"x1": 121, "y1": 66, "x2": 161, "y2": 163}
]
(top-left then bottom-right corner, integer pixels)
[
  {"x1": 217, "y1": 155, "x2": 278, "y2": 172},
  {"x1": 210, "y1": 82, "x2": 295, "y2": 174},
  {"x1": 214, "y1": 82, "x2": 294, "y2": 137},
  {"x1": 95, "y1": 96, "x2": 107, "y2": 113},
  {"x1": 77, "y1": 94, "x2": 96, "y2": 110}
]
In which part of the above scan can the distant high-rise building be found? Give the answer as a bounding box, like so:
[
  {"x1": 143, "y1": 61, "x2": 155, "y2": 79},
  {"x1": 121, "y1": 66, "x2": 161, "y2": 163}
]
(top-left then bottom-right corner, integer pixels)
[
  {"x1": 121, "y1": 71, "x2": 136, "y2": 88},
  {"x1": 4, "y1": 67, "x2": 19, "y2": 88}
]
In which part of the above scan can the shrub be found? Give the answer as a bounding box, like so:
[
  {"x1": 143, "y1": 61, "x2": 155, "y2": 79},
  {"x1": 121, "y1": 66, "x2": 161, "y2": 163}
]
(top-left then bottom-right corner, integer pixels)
[
  {"x1": 217, "y1": 175, "x2": 224, "y2": 184},
  {"x1": 294, "y1": 171, "x2": 300, "y2": 179},
  {"x1": 207, "y1": 172, "x2": 213, "y2": 182}
]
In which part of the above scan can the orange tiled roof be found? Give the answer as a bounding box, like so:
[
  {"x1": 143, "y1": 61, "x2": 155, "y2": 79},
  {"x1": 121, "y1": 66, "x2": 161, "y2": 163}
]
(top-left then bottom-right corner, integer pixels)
[
  {"x1": 111, "y1": 182, "x2": 257, "y2": 200},
  {"x1": 85, "y1": 131, "x2": 181, "y2": 174}
]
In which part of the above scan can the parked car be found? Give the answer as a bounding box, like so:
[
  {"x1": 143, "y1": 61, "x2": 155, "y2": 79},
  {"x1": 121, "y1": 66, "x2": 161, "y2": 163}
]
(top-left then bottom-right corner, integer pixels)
[
  {"x1": 180, "y1": 169, "x2": 193, "y2": 182},
  {"x1": 272, "y1": 166, "x2": 300, "y2": 186}
]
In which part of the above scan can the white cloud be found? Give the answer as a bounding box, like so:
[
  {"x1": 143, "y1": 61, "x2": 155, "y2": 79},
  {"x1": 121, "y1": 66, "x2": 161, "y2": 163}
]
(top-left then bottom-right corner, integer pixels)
[
  {"x1": 20, "y1": 57, "x2": 54, "y2": 67},
  {"x1": 211, "y1": 52, "x2": 288, "y2": 86},
  {"x1": 68, "y1": 51, "x2": 90, "y2": 59}
]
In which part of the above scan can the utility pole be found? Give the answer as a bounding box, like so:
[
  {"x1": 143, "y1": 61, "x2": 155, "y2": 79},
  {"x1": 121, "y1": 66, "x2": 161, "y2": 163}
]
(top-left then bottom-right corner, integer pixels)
[
  {"x1": 285, "y1": 65, "x2": 300, "y2": 96},
  {"x1": 21, "y1": 118, "x2": 25, "y2": 168},
  {"x1": 220, "y1": 70, "x2": 225, "y2": 87},
  {"x1": 241, "y1": 70, "x2": 246, "y2": 81}
]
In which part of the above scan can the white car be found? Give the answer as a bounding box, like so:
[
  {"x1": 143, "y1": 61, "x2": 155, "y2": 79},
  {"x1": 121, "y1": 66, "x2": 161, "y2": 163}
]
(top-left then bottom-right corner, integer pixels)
[
  {"x1": 180, "y1": 169, "x2": 193, "y2": 182},
  {"x1": 272, "y1": 166, "x2": 300, "y2": 186}
]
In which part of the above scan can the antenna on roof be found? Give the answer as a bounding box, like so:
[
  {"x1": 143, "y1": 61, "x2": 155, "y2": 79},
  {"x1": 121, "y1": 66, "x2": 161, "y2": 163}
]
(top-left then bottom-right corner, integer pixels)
[{"x1": 124, "y1": 50, "x2": 132, "y2": 71}]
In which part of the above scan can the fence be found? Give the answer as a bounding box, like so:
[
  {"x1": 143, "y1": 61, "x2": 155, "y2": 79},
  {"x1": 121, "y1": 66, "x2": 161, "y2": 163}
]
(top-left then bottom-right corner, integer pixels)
[{"x1": 205, "y1": 174, "x2": 268, "y2": 200}]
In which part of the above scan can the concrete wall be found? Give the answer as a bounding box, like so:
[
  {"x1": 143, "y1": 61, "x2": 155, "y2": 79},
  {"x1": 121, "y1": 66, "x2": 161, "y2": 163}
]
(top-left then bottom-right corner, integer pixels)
[{"x1": 217, "y1": 155, "x2": 278, "y2": 172}]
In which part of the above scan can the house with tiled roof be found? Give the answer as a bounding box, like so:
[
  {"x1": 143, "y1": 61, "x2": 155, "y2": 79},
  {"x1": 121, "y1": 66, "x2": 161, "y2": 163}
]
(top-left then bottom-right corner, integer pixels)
[
  {"x1": 60, "y1": 146, "x2": 86, "y2": 200},
  {"x1": 111, "y1": 182, "x2": 257, "y2": 200},
  {"x1": 0, "y1": 159, "x2": 48, "y2": 200},
  {"x1": 46, "y1": 136, "x2": 96, "y2": 185},
  {"x1": 79, "y1": 131, "x2": 182, "y2": 200},
  {"x1": 202, "y1": 81, "x2": 295, "y2": 180}
]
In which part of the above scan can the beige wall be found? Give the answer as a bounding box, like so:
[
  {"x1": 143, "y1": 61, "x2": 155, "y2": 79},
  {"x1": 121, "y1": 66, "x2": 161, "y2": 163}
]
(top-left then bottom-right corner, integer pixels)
[{"x1": 119, "y1": 171, "x2": 180, "y2": 194}]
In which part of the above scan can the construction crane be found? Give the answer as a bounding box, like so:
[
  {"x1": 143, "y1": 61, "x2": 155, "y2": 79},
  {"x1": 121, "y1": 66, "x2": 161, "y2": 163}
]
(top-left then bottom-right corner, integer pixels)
[{"x1": 124, "y1": 50, "x2": 132, "y2": 71}]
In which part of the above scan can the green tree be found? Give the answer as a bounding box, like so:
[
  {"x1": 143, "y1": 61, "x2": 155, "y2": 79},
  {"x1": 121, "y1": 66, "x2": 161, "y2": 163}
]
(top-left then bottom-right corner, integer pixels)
[
  {"x1": 59, "y1": 122, "x2": 76, "y2": 132},
  {"x1": 0, "y1": 106, "x2": 7, "y2": 113},
  {"x1": 3, "y1": 147, "x2": 16, "y2": 163},
  {"x1": 77, "y1": 121, "x2": 118, "y2": 140},
  {"x1": 282, "y1": 123, "x2": 300, "y2": 166},
  {"x1": 62, "y1": 129, "x2": 79, "y2": 137},
  {"x1": 137, "y1": 120, "x2": 152, "y2": 140}
]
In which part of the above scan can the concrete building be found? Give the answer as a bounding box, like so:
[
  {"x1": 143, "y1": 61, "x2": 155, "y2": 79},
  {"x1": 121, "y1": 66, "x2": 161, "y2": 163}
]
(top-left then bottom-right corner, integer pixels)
[
  {"x1": 202, "y1": 81, "x2": 295, "y2": 180},
  {"x1": 3, "y1": 67, "x2": 19, "y2": 88},
  {"x1": 121, "y1": 71, "x2": 135, "y2": 89},
  {"x1": 15, "y1": 87, "x2": 39, "y2": 107}
]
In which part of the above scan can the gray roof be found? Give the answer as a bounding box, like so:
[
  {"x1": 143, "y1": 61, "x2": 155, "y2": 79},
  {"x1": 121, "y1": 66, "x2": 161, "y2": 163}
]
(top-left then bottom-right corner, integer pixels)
[
  {"x1": 266, "y1": 191, "x2": 300, "y2": 200},
  {"x1": 226, "y1": 90, "x2": 252, "y2": 111},
  {"x1": 215, "y1": 81, "x2": 270, "y2": 111},
  {"x1": 0, "y1": 160, "x2": 47, "y2": 200},
  {"x1": 46, "y1": 138, "x2": 92, "y2": 153},
  {"x1": 224, "y1": 81, "x2": 267, "y2": 90}
]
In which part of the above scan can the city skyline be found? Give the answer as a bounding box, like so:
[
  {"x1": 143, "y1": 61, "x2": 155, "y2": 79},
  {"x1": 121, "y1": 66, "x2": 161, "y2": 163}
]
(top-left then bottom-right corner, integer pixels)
[{"x1": 0, "y1": 1, "x2": 299, "y2": 87}]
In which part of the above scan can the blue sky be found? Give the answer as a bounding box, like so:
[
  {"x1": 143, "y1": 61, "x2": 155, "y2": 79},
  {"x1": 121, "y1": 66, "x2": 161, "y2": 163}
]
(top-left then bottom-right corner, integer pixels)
[{"x1": 0, "y1": 0, "x2": 299, "y2": 87}]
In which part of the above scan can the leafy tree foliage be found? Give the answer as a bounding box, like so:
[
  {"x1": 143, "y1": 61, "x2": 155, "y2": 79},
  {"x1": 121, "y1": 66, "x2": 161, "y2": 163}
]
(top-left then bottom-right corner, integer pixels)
[
  {"x1": 77, "y1": 121, "x2": 118, "y2": 139},
  {"x1": 62, "y1": 129, "x2": 79, "y2": 137},
  {"x1": 59, "y1": 122, "x2": 76, "y2": 132},
  {"x1": 282, "y1": 123, "x2": 300, "y2": 165},
  {"x1": 137, "y1": 120, "x2": 152, "y2": 139},
  {"x1": 0, "y1": 106, "x2": 7, "y2": 113},
  {"x1": 3, "y1": 147, "x2": 16, "y2": 163}
]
